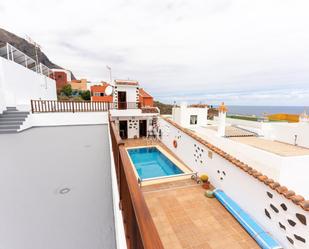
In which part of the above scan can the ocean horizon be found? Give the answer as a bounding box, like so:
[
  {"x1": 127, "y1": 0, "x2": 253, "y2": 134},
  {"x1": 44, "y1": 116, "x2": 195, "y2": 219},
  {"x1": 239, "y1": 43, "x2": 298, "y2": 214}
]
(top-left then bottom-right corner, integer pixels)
[{"x1": 223, "y1": 105, "x2": 309, "y2": 117}]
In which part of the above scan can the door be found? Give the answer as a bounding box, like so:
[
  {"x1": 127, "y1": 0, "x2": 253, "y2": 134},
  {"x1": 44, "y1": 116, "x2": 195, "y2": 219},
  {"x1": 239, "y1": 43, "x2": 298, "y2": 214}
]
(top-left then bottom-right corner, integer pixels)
[
  {"x1": 118, "y1": 91, "x2": 127, "y2": 109},
  {"x1": 119, "y1": 120, "x2": 128, "y2": 139},
  {"x1": 139, "y1": 120, "x2": 147, "y2": 137}
]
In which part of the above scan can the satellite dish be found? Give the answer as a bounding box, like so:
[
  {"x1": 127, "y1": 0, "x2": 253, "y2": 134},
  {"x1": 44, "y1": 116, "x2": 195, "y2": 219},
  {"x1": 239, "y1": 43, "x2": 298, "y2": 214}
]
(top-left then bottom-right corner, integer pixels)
[{"x1": 105, "y1": 85, "x2": 113, "y2": 96}]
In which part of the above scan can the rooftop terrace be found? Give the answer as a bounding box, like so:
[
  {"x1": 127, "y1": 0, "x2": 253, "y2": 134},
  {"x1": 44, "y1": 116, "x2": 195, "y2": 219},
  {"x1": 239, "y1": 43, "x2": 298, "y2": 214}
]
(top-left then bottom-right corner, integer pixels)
[
  {"x1": 0, "y1": 125, "x2": 116, "y2": 249},
  {"x1": 143, "y1": 180, "x2": 259, "y2": 249},
  {"x1": 124, "y1": 138, "x2": 259, "y2": 249}
]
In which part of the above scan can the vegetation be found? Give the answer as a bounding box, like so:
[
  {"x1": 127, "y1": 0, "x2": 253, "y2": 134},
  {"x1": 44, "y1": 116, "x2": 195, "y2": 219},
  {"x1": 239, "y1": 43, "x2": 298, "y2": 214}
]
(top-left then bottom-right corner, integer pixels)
[
  {"x1": 81, "y1": 90, "x2": 91, "y2": 101},
  {"x1": 154, "y1": 101, "x2": 174, "y2": 114},
  {"x1": 61, "y1": 84, "x2": 72, "y2": 97},
  {"x1": 227, "y1": 115, "x2": 258, "y2": 122},
  {"x1": 58, "y1": 85, "x2": 90, "y2": 101}
]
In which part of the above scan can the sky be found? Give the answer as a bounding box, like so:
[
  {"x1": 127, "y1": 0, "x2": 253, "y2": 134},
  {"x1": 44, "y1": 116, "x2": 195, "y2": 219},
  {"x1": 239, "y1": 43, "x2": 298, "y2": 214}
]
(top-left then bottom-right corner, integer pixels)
[{"x1": 1, "y1": 0, "x2": 309, "y2": 105}]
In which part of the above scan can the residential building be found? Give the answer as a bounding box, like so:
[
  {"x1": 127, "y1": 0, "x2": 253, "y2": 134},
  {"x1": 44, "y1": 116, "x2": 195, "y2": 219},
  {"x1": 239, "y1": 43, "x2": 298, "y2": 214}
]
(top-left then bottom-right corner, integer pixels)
[
  {"x1": 69, "y1": 78, "x2": 88, "y2": 91},
  {"x1": 90, "y1": 84, "x2": 113, "y2": 102},
  {"x1": 1, "y1": 44, "x2": 309, "y2": 249},
  {"x1": 139, "y1": 88, "x2": 154, "y2": 107},
  {"x1": 172, "y1": 102, "x2": 208, "y2": 128},
  {"x1": 50, "y1": 69, "x2": 72, "y2": 90}
]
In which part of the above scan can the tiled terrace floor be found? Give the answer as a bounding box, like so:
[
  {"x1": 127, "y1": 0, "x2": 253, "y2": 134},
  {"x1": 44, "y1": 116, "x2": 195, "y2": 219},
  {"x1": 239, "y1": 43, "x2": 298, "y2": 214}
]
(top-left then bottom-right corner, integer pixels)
[{"x1": 143, "y1": 180, "x2": 260, "y2": 249}]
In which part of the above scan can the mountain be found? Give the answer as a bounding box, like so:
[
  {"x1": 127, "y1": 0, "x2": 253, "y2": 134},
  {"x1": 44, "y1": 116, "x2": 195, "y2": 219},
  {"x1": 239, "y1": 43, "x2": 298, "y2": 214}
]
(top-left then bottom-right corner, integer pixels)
[{"x1": 0, "y1": 27, "x2": 75, "y2": 79}]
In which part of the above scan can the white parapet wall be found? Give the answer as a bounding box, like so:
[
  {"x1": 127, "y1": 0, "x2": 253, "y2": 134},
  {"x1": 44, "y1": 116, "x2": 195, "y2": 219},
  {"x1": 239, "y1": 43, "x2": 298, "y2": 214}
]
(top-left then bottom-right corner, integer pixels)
[
  {"x1": 262, "y1": 122, "x2": 309, "y2": 148},
  {"x1": 158, "y1": 117, "x2": 309, "y2": 249},
  {"x1": 20, "y1": 112, "x2": 109, "y2": 131},
  {"x1": 0, "y1": 57, "x2": 57, "y2": 112}
]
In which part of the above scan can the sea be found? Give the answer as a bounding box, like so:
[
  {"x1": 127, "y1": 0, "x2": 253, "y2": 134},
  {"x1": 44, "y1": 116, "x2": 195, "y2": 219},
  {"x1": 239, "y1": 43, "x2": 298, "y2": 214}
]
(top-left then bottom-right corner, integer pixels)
[{"x1": 225, "y1": 106, "x2": 309, "y2": 117}]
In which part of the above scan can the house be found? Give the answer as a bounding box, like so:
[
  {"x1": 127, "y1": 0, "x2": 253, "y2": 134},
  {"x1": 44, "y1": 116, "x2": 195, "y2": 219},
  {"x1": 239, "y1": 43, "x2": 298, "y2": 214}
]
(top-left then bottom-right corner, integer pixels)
[
  {"x1": 50, "y1": 69, "x2": 72, "y2": 90},
  {"x1": 139, "y1": 88, "x2": 153, "y2": 107},
  {"x1": 172, "y1": 102, "x2": 208, "y2": 127},
  {"x1": 69, "y1": 79, "x2": 88, "y2": 91},
  {"x1": 90, "y1": 84, "x2": 113, "y2": 102}
]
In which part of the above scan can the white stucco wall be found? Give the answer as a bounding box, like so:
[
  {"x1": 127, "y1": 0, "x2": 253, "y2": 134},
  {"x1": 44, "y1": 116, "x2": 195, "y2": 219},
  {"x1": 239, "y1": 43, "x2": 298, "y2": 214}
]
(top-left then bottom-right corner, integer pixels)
[
  {"x1": 0, "y1": 57, "x2": 57, "y2": 111},
  {"x1": 20, "y1": 112, "x2": 109, "y2": 131},
  {"x1": 114, "y1": 85, "x2": 138, "y2": 104},
  {"x1": 262, "y1": 122, "x2": 309, "y2": 148},
  {"x1": 172, "y1": 105, "x2": 208, "y2": 128},
  {"x1": 192, "y1": 126, "x2": 283, "y2": 179},
  {"x1": 158, "y1": 117, "x2": 309, "y2": 249},
  {"x1": 114, "y1": 116, "x2": 154, "y2": 139},
  {"x1": 107, "y1": 124, "x2": 127, "y2": 249}
]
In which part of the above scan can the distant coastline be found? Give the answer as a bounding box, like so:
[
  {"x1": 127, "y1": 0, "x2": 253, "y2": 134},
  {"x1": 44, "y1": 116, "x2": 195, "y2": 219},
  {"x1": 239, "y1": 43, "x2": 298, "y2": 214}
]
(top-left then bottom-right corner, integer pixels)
[{"x1": 226, "y1": 106, "x2": 309, "y2": 117}]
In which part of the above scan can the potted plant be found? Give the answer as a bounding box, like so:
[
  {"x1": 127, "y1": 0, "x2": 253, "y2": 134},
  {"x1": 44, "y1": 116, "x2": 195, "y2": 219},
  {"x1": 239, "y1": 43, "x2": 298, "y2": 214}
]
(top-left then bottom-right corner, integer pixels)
[{"x1": 200, "y1": 174, "x2": 210, "y2": 189}]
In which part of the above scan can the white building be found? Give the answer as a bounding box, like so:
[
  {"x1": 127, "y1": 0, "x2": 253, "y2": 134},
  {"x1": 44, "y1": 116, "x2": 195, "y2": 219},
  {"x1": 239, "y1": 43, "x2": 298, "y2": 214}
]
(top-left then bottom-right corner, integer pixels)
[
  {"x1": 172, "y1": 102, "x2": 208, "y2": 128},
  {"x1": 0, "y1": 43, "x2": 57, "y2": 113}
]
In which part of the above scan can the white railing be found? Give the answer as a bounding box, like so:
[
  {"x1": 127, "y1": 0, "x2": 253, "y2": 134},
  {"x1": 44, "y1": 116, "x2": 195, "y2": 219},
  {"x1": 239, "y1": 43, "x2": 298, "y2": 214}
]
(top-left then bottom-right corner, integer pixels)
[{"x1": 0, "y1": 42, "x2": 54, "y2": 78}]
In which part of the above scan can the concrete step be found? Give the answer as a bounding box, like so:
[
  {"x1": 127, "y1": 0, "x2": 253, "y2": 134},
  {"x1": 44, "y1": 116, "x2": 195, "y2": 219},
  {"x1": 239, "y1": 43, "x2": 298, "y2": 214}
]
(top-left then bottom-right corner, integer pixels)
[
  {"x1": 6, "y1": 107, "x2": 17, "y2": 111},
  {"x1": 0, "y1": 121, "x2": 23, "y2": 125},
  {"x1": 0, "y1": 129, "x2": 18, "y2": 134},
  {"x1": 0, "y1": 117, "x2": 26, "y2": 121},
  {"x1": 3, "y1": 111, "x2": 29, "y2": 115},
  {"x1": 0, "y1": 125, "x2": 20, "y2": 129},
  {"x1": 0, "y1": 114, "x2": 28, "y2": 118}
]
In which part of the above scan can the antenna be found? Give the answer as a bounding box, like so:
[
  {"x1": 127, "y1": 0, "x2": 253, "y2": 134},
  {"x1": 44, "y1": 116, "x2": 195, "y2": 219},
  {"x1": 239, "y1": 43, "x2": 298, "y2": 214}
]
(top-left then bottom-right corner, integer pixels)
[
  {"x1": 106, "y1": 65, "x2": 112, "y2": 85},
  {"x1": 104, "y1": 85, "x2": 113, "y2": 96}
]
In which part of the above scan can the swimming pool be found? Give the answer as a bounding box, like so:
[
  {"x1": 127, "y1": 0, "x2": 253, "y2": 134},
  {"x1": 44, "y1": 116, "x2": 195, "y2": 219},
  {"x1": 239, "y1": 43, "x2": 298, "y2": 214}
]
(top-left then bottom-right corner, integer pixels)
[{"x1": 127, "y1": 147, "x2": 184, "y2": 180}]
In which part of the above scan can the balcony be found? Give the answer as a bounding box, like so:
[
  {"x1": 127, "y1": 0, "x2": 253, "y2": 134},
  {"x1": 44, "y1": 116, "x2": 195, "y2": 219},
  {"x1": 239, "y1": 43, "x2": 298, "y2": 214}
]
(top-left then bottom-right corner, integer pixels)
[{"x1": 31, "y1": 100, "x2": 159, "y2": 113}]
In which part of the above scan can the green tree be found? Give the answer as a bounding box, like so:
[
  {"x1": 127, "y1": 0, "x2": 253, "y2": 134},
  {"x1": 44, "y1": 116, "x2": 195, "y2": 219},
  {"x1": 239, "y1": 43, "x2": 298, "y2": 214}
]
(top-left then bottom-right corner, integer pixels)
[
  {"x1": 61, "y1": 84, "x2": 72, "y2": 97},
  {"x1": 81, "y1": 90, "x2": 91, "y2": 100}
]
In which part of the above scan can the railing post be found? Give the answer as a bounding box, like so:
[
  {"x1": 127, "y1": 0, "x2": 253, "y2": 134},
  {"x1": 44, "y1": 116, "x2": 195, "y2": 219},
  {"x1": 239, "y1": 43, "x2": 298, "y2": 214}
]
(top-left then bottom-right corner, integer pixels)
[{"x1": 31, "y1": 100, "x2": 34, "y2": 113}]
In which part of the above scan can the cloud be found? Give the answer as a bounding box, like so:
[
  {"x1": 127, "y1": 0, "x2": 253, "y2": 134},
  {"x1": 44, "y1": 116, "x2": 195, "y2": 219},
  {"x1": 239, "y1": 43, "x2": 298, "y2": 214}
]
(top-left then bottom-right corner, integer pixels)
[{"x1": 0, "y1": 0, "x2": 308, "y2": 105}]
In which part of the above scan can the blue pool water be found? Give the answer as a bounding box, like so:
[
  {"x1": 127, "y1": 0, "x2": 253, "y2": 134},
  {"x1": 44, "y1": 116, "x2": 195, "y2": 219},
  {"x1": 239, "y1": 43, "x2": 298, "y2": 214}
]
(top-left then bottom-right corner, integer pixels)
[{"x1": 128, "y1": 147, "x2": 184, "y2": 180}]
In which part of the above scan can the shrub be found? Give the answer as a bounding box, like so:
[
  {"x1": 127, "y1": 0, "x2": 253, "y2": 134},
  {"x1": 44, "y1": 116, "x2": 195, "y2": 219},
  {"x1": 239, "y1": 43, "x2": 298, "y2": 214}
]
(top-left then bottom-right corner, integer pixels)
[
  {"x1": 81, "y1": 90, "x2": 91, "y2": 100},
  {"x1": 61, "y1": 84, "x2": 72, "y2": 97}
]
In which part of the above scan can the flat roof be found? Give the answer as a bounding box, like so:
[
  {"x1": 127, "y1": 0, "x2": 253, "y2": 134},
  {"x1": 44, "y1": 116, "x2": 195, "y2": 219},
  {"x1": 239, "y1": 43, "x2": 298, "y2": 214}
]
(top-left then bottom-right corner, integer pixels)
[
  {"x1": 0, "y1": 125, "x2": 116, "y2": 249},
  {"x1": 206, "y1": 125, "x2": 257, "y2": 137},
  {"x1": 230, "y1": 136, "x2": 309, "y2": 156}
]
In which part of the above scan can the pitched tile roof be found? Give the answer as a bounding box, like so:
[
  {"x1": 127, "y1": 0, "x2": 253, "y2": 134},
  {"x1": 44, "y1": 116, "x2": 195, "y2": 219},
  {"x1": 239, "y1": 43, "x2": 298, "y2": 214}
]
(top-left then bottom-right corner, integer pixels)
[
  {"x1": 161, "y1": 116, "x2": 309, "y2": 212},
  {"x1": 139, "y1": 88, "x2": 152, "y2": 98}
]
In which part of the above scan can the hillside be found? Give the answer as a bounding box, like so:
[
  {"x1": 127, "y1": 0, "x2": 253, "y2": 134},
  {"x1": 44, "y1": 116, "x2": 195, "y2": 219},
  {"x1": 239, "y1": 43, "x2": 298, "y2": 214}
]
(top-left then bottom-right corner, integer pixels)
[
  {"x1": 0, "y1": 27, "x2": 75, "y2": 79},
  {"x1": 154, "y1": 101, "x2": 174, "y2": 114}
]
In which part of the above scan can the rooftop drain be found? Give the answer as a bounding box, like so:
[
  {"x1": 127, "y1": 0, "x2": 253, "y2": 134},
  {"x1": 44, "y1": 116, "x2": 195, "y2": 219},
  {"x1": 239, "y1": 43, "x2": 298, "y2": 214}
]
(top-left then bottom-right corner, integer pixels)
[{"x1": 59, "y1": 188, "x2": 71, "y2": 195}]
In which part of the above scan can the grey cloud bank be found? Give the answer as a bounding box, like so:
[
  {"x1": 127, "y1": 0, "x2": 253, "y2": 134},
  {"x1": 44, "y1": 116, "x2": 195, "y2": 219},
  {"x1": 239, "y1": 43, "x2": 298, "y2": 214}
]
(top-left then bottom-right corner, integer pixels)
[{"x1": 0, "y1": 0, "x2": 308, "y2": 105}]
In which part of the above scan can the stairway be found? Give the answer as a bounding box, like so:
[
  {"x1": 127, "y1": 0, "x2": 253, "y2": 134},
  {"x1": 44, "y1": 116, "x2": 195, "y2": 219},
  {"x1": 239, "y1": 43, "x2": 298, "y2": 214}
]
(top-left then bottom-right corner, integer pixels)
[{"x1": 0, "y1": 107, "x2": 29, "y2": 134}]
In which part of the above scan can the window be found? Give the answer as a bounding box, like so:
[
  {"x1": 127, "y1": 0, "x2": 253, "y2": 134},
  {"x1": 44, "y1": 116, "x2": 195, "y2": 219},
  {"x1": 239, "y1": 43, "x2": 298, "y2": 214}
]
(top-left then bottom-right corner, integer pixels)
[
  {"x1": 94, "y1": 92, "x2": 101, "y2": 96},
  {"x1": 190, "y1": 115, "x2": 198, "y2": 125}
]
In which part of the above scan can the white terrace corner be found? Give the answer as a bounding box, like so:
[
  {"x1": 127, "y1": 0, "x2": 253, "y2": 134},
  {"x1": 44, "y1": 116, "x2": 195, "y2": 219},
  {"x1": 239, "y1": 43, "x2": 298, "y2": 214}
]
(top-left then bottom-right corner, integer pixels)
[{"x1": 0, "y1": 47, "x2": 309, "y2": 249}]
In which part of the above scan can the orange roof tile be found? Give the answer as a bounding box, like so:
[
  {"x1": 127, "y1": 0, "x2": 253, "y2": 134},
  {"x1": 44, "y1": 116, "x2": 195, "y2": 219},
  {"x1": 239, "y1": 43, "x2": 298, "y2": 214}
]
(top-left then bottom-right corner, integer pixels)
[{"x1": 139, "y1": 88, "x2": 152, "y2": 98}]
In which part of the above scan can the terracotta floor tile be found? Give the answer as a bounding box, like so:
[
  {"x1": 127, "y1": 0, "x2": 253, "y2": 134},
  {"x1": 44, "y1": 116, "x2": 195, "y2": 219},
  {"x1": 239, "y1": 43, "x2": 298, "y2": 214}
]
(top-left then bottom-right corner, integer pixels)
[{"x1": 143, "y1": 180, "x2": 260, "y2": 249}]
